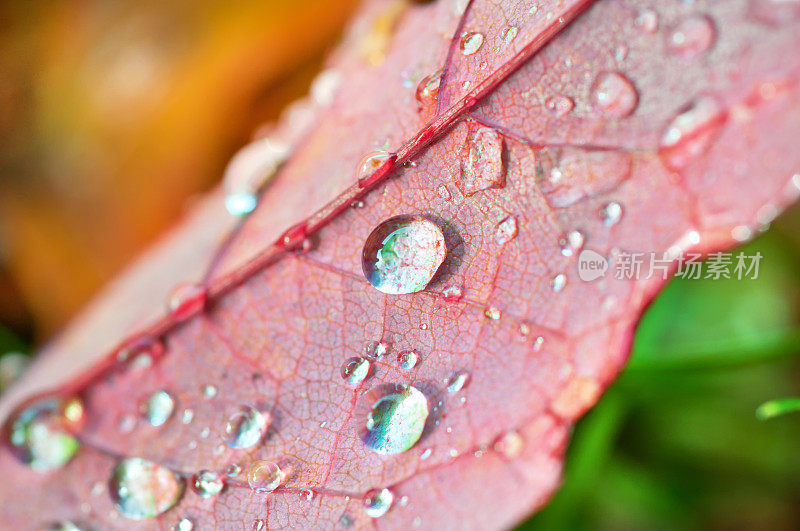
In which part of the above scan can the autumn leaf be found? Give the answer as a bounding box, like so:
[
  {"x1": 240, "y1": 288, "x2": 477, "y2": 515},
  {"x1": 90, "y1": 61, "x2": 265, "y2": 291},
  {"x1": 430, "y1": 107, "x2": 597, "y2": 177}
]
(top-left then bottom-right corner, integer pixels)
[{"x1": 2, "y1": 0, "x2": 800, "y2": 529}]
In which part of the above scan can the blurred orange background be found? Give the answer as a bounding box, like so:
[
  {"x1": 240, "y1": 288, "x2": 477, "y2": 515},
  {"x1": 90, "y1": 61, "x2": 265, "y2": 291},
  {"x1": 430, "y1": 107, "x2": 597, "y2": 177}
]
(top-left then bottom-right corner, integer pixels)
[{"x1": 0, "y1": 0, "x2": 359, "y2": 340}]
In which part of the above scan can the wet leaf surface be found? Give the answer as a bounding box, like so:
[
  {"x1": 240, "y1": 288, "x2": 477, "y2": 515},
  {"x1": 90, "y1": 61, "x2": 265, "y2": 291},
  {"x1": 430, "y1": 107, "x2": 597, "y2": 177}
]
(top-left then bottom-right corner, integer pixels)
[{"x1": 2, "y1": 0, "x2": 800, "y2": 528}]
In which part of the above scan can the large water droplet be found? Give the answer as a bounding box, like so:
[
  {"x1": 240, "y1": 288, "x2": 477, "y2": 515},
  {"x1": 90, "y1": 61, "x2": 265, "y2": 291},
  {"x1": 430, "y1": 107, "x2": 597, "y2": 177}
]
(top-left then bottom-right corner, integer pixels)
[
  {"x1": 545, "y1": 95, "x2": 574, "y2": 117},
  {"x1": 559, "y1": 230, "x2": 585, "y2": 257},
  {"x1": 222, "y1": 405, "x2": 269, "y2": 449},
  {"x1": 341, "y1": 356, "x2": 372, "y2": 386},
  {"x1": 635, "y1": 9, "x2": 659, "y2": 34},
  {"x1": 143, "y1": 390, "x2": 175, "y2": 427},
  {"x1": 659, "y1": 96, "x2": 724, "y2": 169},
  {"x1": 191, "y1": 470, "x2": 225, "y2": 498},
  {"x1": 591, "y1": 72, "x2": 638, "y2": 118},
  {"x1": 167, "y1": 282, "x2": 207, "y2": 321},
  {"x1": 247, "y1": 460, "x2": 283, "y2": 493},
  {"x1": 364, "y1": 487, "x2": 394, "y2": 518},
  {"x1": 109, "y1": 457, "x2": 185, "y2": 520},
  {"x1": 397, "y1": 350, "x2": 420, "y2": 370},
  {"x1": 459, "y1": 121, "x2": 506, "y2": 196},
  {"x1": 362, "y1": 215, "x2": 447, "y2": 295},
  {"x1": 495, "y1": 216, "x2": 518, "y2": 244},
  {"x1": 363, "y1": 385, "x2": 429, "y2": 455},
  {"x1": 5, "y1": 397, "x2": 83, "y2": 471},
  {"x1": 459, "y1": 32, "x2": 484, "y2": 55},
  {"x1": 667, "y1": 15, "x2": 716, "y2": 59},
  {"x1": 415, "y1": 69, "x2": 442, "y2": 108},
  {"x1": 223, "y1": 138, "x2": 291, "y2": 216}
]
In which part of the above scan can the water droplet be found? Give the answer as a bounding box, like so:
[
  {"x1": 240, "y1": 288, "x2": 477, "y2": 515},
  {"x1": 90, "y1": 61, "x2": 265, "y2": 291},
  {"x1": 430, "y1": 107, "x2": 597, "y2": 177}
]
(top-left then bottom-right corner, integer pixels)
[
  {"x1": 351, "y1": 199, "x2": 365, "y2": 209},
  {"x1": 341, "y1": 357, "x2": 372, "y2": 386},
  {"x1": 484, "y1": 306, "x2": 501, "y2": 320},
  {"x1": 363, "y1": 488, "x2": 394, "y2": 518},
  {"x1": 397, "y1": 351, "x2": 420, "y2": 370},
  {"x1": 300, "y1": 489, "x2": 315, "y2": 501},
  {"x1": 501, "y1": 26, "x2": 519, "y2": 44},
  {"x1": 366, "y1": 340, "x2": 390, "y2": 357},
  {"x1": 545, "y1": 95, "x2": 574, "y2": 117},
  {"x1": 442, "y1": 285, "x2": 463, "y2": 302},
  {"x1": 558, "y1": 230, "x2": 585, "y2": 257},
  {"x1": 225, "y1": 463, "x2": 242, "y2": 477},
  {"x1": 415, "y1": 69, "x2": 442, "y2": 108},
  {"x1": 363, "y1": 384, "x2": 429, "y2": 455},
  {"x1": 253, "y1": 519, "x2": 266, "y2": 530},
  {"x1": 591, "y1": 72, "x2": 638, "y2": 118},
  {"x1": 668, "y1": 15, "x2": 716, "y2": 60},
  {"x1": 109, "y1": 457, "x2": 185, "y2": 520},
  {"x1": 613, "y1": 43, "x2": 629, "y2": 62},
  {"x1": 181, "y1": 408, "x2": 194, "y2": 424},
  {"x1": 357, "y1": 151, "x2": 395, "y2": 187},
  {"x1": 191, "y1": 470, "x2": 225, "y2": 498},
  {"x1": 176, "y1": 517, "x2": 194, "y2": 531},
  {"x1": 446, "y1": 371, "x2": 470, "y2": 393},
  {"x1": 202, "y1": 385, "x2": 218, "y2": 398},
  {"x1": 459, "y1": 121, "x2": 506, "y2": 196},
  {"x1": 222, "y1": 405, "x2": 269, "y2": 449},
  {"x1": 167, "y1": 282, "x2": 207, "y2": 321},
  {"x1": 635, "y1": 9, "x2": 659, "y2": 34},
  {"x1": 310, "y1": 68, "x2": 342, "y2": 106},
  {"x1": 143, "y1": 390, "x2": 175, "y2": 427},
  {"x1": 459, "y1": 32, "x2": 484, "y2": 55},
  {"x1": 45, "y1": 521, "x2": 83, "y2": 531},
  {"x1": 362, "y1": 215, "x2": 447, "y2": 295},
  {"x1": 5, "y1": 396, "x2": 83, "y2": 471},
  {"x1": 601, "y1": 202, "x2": 623, "y2": 226},
  {"x1": 223, "y1": 138, "x2": 291, "y2": 216},
  {"x1": 551, "y1": 273, "x2": 567, "y2": 292},
  {"x1": 420, "y1": 448, "x2": 433, "y2": 460},
  {"x1": 493, "y1": 430, "x2": 524, "y2": 458},
  {"x1": 659, "y1": 96, "x2": 724, "y2": 169},
  {"x1": 495, "y1": 216, "x2": 518, "y2": 244},
  {"x1": 247, "y1": 460, "x2": 283, "y2": 493}
]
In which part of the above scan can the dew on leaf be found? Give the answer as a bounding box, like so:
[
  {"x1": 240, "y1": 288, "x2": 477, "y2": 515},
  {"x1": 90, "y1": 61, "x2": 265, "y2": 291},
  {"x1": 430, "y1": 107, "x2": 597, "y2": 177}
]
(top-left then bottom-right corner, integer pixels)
[
  {"x1": 202, "y1": 385, "x2": 218, "y2": 398},
  {"x1": 363, "y1": 487, "x2": 394, "y2": 518},
  {"x1": 415, "y1": 69, "x2": 442, "y2": 108},
  {"x1": 363, "y1": 384, "x2": 429, "y2": 455},
  {"x1": 459, "y1": 31, "x2": 484, "y2": 55},
  {"x1": 366, "y1": 340, "x2": 391, "y2": 357},
  {"x1": 176, "y1": 517, "x2": 194, "y2": 531},
  {"x1": 559, "y1": 230, "x2": 585, "y2": 257},
  {"x1": 222, "y1": 138, "x2": 291, "y2": 216},
  {"x1": 635, "y1": 9, "x2": 659, "y2": 34},
  {"x1": 501, "y1": 26, "x2": 519, "y2": 44},
  {"x1": 446, "y1": 371, "x2": 470, "y2": 393},
  {"x1": 5, "y1": 396, "x2": 83, "y2": 471},
  {"x1": 225, "y1": 463, "x2": 242, "y2": 477},
  {"x1": 45, "y1": 521, "x2": 82, "y2": 531},
  {"x1": 299, "y1": 489, "x2": 315, "y2": 501},
  {"x1": 441, "y1": 285, "x2": 463, "y2": 302},
  {"x1": 484, "y1": 306, "x2": 501, "y2": 320},
  {"x1": 247, "y1": 460, "x2": 283, "y2": 493},
  {"x1": 591, "y1": 71, "x2": 638, "y2": 118},
  {"x1": 361, "y1": 215, "x2": 447, "y2": 295},
  {"x1": 181, "y1": 408, "x2": 194, "y2": 425},
  {"x1": 613, "y1": 43, "x2": 629, "y2": 61},
  {"x1": 109, "y1": 457, "x2": 185, "y2": 520},
  {"x1": 551, "y1": 273, "x2": 567, "y2": 292},
  {"x1": 420, "y1": 448, "x2": 433, "y2": 460},
  {"x1": 310, "y1": 68, "x2": 342, "y2": 107},
  {"x1": 341, "y1": 356, "x2": 372, "y2": 386},
  {"x1": 222, "y1": 405, "x2": 269, "y2": 449},
  {"x1": 143, "y1": 390, "x2": 175, "y2": 427},
  {"x1": 493, "y1": 430, "x2": 524, "y2": 458},
  {"x1": 659, "y1": 95, "x2": 724, "y2": 169},
  {"x1": 167, "y1": 282, "x2": 207, "y2": 321},
  {"x1": 459, "y1": 121, "x2": 506, "y2": 196},
  {"x1": 601, "y1": 201, "x2": 623, "y2": 226},
  {"x1": 191, "y1": 470, "x2": 225, "y2": 498},
  {"x1": 356, "y1": 151, "x2": 395, "y2": 187},
  {"x1": 495, "y1": 215, "x2": 518, "y2": 244},
  {"x1": 545, "y1": 94, "x2": 574, "y2": 117},
  {"x1": 397, "y1": 350, "x2": 420, "y2": 369},
  {"x1": 668, "y1": 15, "x2": 716, "y2": 59}
]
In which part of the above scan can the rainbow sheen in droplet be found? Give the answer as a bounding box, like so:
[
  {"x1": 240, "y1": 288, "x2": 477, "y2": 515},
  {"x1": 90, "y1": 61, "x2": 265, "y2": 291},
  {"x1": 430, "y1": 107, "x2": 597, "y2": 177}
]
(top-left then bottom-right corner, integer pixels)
[
  {"x1": 341, "y1": 357, "x2": 372, "y2": 386},
  {"x1": 143, "y1": 390, "x2": 175, "y2": 427},
  {"x1": 191, "y1": 469, "x2": 225, "y2": 498},
  {"x1": 222, "y1": 405, "x2": 269, "y2": 449},
  {"x1": 109, "y1": 457, "x2": 185, "y2": 520},
  {"x1": 363, "y1": 384, "x2": 429, "y2": 455},
  {"x1": 363, "y1": 487, "x2": 394, "y2": 518},
  {"x1": 6, "y1": 397, "x2": 83, "y2": 471}
]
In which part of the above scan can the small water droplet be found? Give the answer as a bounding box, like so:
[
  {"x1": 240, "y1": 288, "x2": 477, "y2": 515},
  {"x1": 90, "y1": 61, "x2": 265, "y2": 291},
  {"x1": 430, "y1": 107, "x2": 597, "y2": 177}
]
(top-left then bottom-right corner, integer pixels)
[
  {"x1": 501, "y1": 26, "x2": 519, "y2": 44},
  {"x1": 181, "y1": 408, "x2": 194, "y2": 425},
  {"x1": 191, "y1": 470, "x2": 225, "y2": 498},
  {"x1": 559, "y1": 230, "x2": 585, "y2": 257},
  {"x1": 493, "y1": 430, "x2": 524, "y2": 458},
  {"x1": 109, "y1": 457, "x2": 185, "y2": 520},
  {"x1": 300, "y1": 488, "x2": 316, "y2": 501},
  {"x1": 176, "y1": 517, "x2": 194, "y2": 531},
  {"x1": 356, "y1": 151, "x2": 395, "y2": 187},
  {"x1": 253, "y1": 519, "x2": 266, "y2": 530},
  {"x1": 459, "y1": 32, "x2": 485, "y2": 55},
  {"x1": 366, "y1": 340, "x2": 390, "y2": 357},
  {"x1": 397, "y1": 350, "x2": 420, "y2": 369},
  {"x1": 442, "y1": 285, "x2": 463, "y2": 302},
  {"x1": 341, "y1": 357, "x2": 372, "y2": 386},
  {"x1": 247, "y1": 460, "x2": 283, "y2": 493},
  {"x1": 223, "y1": 138, "x2": 291, "y2": 216},
  {"x1": 415, "y1": 69, "x2": 443, "y2": 108},
  {"x1": 363, "y1": 384, "x2": 429, "y2": 455},
  {"x1": 659, "y1": 95, "x2": 724, "y2": 169},
  {"x1": 225, "y1": 463, "x2": 242, "y2": 477},
  {"x1": 545, "y1": 95, "x2": 574, "y2": 117},
  {"x1": 420, "y1": 448, "x2": 433, "y2": 460},
  {"x1": 591, "y1": 72, "x2": 638, "y2": 118},
  {"x1": 6, "y1": 396, "x2": 83, "y2": 471},
  {"x1": 143, "y1": 390, "x2": 175, "y2": 427},
  {"x1": 495, "y1": 215, "x2": 518, "y2": 244},
  {"x1": 601, "y1": 202, "x2": 623, "y2": 226},
  {"x1": 362, "y1": 215, "x2": 447, "y2": 295},
  {"x1": 551, "y1": 273, "x2": 567, "y2": 292},
  {"x1": 446, "y1": 371, "x2": 470, "y2": 393},
  {"x1": 351, "y1": 199, "x2": 365, "y2": 209},
  {"x1": 167, "y1": 283, "x2": 207, "y2": 321},
  {"x1": 668, "y1": 15, "x2": 716, "y2": 59},
  {"x1": 45, "y1": 521, "x2": 83, "y2": 531},
  {"x1": 635, "y1": 9, "x2": 659, "y2": 34},
  {"x1": 484, "y1": 306, "x2": 501, "y2": 320},
  {"x1": 613, "y1": 43, "x2": 629, "y2": 62},
  {"x1": 202, "y1": 385, "x2": 218, "y2": 398},
  {"x1": 222, "y1": 405, "x2": 269, "y2": 449},
  {"x1": 459, "y1": 121, "x2": 506, "y2": 196},
  {"x1": 363, "y1": 487, "x2": 394, "y2": 518}
]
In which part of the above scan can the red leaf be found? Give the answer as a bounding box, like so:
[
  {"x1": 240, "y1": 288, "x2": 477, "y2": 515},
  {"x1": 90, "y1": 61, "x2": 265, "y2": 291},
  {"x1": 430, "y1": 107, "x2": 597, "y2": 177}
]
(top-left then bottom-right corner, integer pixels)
[{"x1": 2, "y1": 0, "x2": 800, "y2": 528}]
